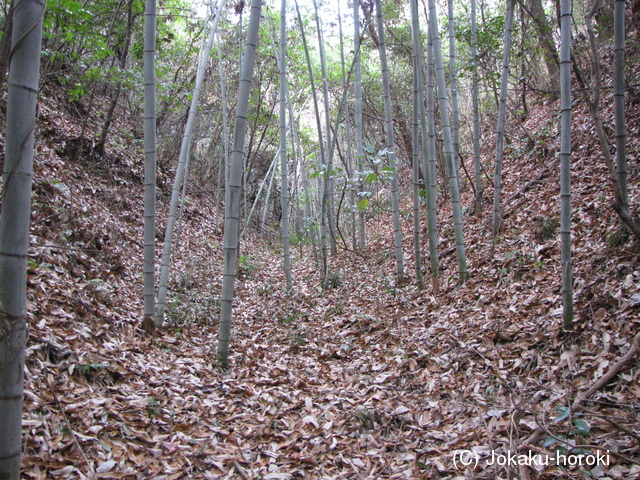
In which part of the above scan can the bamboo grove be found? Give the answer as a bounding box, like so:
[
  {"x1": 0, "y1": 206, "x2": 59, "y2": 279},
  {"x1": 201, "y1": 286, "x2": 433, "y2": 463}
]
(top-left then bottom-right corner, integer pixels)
[{"x1": 0, "y1": 0, "x2": 636, "y2": 474}]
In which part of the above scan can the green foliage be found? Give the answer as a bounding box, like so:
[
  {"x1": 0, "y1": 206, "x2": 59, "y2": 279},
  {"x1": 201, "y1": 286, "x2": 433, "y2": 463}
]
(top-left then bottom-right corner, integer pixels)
[
  {"x1": 351, "y1": 147, "x2": 396, "y2": 215},
  {"x1": 44, "y1": 0, "x2": 92, "y2": 30},
  {"x1": 147, "y1": 397, "x2": 160, "y2": 418},
  {"x1": 41, "y1": 0, "x2": 203, "y2": 117},
  {"x1": 544, "y1": 407, "x2": 593, "y2": 457},
  {"x1": 457, "y1": 12, "x2": 505, "y2": 54}
]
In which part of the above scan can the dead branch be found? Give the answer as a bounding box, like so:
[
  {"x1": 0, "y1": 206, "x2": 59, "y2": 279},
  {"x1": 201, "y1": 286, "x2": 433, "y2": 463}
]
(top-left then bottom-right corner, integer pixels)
[
  {"x1": 572, "y1": 332, "x2": 640, "y2": 410},
  {"x1": 520, "y1": 332, "x2": 640, "y2": 451}
]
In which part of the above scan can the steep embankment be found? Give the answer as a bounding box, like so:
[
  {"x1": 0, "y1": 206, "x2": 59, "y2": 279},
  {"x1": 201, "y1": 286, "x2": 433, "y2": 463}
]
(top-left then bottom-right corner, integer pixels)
[{"x1": 14, "y1": 50, "x2": 640, "y2": 480}]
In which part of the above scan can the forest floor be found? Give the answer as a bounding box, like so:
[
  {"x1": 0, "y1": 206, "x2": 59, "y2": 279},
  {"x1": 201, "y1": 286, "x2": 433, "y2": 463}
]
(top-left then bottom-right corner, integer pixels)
[{"x1": 13, "y1": 50, "x2": 640, "y2": 480}]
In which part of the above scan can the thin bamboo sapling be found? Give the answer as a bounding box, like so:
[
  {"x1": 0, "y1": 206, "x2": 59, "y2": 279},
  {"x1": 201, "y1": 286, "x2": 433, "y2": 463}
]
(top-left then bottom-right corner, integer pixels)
[
  {"x1": 375, "y1": 0, "x2": 404, "y2": 284},
  {"x1": 312, "y1": 0, "x2": 338, "y2": 256},
  {"x1": 295, "y1": 0, "x2": 329, "y2": 284},
  {"x1": 492, "y1": 0, "x2": 515, "y2": 236},
  {"x1": 471, "y1": 0, "x2": 482, "y2": 210},
  {"x1": 411, "y1": 45, "x2": 423, "y2": 288},
  {"x1": 428, "y1": 0, "x2": 468, "y2": 282},
  {"x1": 411, "y1": 0, "x2": 439, "y2": 292},
  {"x1": 156, "y1": 0, "x2": 226, "y2": 327},
  {"x1": 448, "y1": 0, "x2": 460, "y2": 175}
]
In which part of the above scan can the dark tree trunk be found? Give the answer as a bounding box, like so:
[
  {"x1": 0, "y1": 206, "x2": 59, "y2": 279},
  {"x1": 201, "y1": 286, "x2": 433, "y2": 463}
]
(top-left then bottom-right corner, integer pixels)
[
  {"x1": 0, "y1": 0, "x2": 14, "y2": 96},
  {"x1": 517, "y1": 0, "x2": 560, "y2": 98},
  {"x1": 96, "y1": 0, "x2": 135, "y2": 154}
]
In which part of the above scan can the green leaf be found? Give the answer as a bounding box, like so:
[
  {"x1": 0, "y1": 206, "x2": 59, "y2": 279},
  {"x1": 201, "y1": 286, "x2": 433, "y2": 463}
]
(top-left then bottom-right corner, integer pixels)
[
  {"x1": 357, "y1": 198, "x2": 369, "y2": 211},
  {"x1": 554, "y1": 406, "x2": 570, "y2": 423},
  {"x1": 572, "y1": 419, "x2": 590, "y2": 437},
  {"x1": 61, "y1": 0, "x2": 82, "y2": 14},
  {"x1": 553, "y1": 445, "x2": 569, "y2": 456},
  {"x1": 365, "y1": 173, "x2": 377, "y2": 183}
]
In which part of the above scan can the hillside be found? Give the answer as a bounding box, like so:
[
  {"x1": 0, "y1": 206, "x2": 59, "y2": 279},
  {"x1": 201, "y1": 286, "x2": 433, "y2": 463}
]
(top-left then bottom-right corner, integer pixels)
[{"x1": 8, "y1": 35, "x2": 640, "y2": 480}]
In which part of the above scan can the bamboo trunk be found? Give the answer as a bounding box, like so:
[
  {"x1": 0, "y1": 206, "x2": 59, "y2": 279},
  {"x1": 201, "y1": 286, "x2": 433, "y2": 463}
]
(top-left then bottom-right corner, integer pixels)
[{"x1": 217, "y1": 0, "x2": 263, "y2": 366}]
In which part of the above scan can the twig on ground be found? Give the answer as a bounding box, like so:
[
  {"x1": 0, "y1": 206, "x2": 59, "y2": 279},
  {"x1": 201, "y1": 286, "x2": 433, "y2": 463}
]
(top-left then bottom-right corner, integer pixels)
[
  {"x1": 232, "y1": 460, "x2": 249, "y2": 480},
  {"x1": 572, "y1": 332, "x2": 640, "y2": 410},
  {"x1": 519, "y1": 332, "x2": 640, "y2": 452},
  {"x1": 44, "y1": 366, "x2": 97, "y2": 479}
]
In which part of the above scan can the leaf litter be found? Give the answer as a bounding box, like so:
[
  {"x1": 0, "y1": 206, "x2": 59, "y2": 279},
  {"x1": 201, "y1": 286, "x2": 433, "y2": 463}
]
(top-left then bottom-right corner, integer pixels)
[{"x1": 18, "y1": 49, "x2": 640, "y2": 480}]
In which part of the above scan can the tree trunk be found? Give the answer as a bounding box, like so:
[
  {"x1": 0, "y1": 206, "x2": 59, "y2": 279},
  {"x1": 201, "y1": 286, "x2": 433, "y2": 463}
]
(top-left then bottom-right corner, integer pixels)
[
  {"x1": 294, "y1": 121, "x2": 319, "y2": 267},
  {"x1": 520, "y1": 0, "x2": 560, "y2": 97},
  {"x1": 428, "y1": 0, "x2": 468, "y2": 282},
  {"x1": 337, "y1": 2, "x2": 357, "y2": 250},
  {"x1": 295, "y1": 0, "x2": 328, "y2": 285},
  {"x1": 243, "y1": 150, "x2": 277, "y2": 236},
  {"x1": 312, "y1": 0, "x2": 338, "y2": 256},
  {"x1": 471, "y1": 0, "x2": 483, "y2": 210},
  {"x1": 375, "y1": 0, "x2": 404, "y2": 284},
  {"x1": 0, "y1": 1, "x2": 44, "y2": 478},
  {"x1": 354, "y1": 0, "x2": 366, "y2": 250},
  {"x1": 97, "y1": 0, "x2": 135, "y2": 154},
  {"x1": 0, "y1": 0, "x2": 14, "y2": 95},
  {"x1": 263, "y1": 151, "x2": 278, "y2": 231},
  {"x1": 492, "y1": 0, "x2": 515, "y2": 235},
  {"x1": 411, "y1": 0, "x2": 439, "y2": 292},
  {"x1": 426, "y1": 16, "x2": 439, "y2": 266},
  {"x1": 217, "y1": 33, "x2": 230, "y2": 228},
  {"x1": 411, "y1": 46, "x2": 423, "y2": 288},
  {"x1": 613, "y1": 0, "x2": 628, "y2": 210},
  {"x1": 279, "y1": 0, "x2": 292, "y2": 291},
  {"x1": 217, "y1": 0, "x2": 263, "y2": 367},
  {"x1": 448, "y1": 0, "x2": 460, "y2": 176},
  {"x1": 142, "y1": 0, "x2": 157, "y2": 328},
  {"x1": 582, "y1": 0, "x2": 640, "y2": 241},
  {"x1": 560, "y1": 0, "x2": 574, "y2": 327}
]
